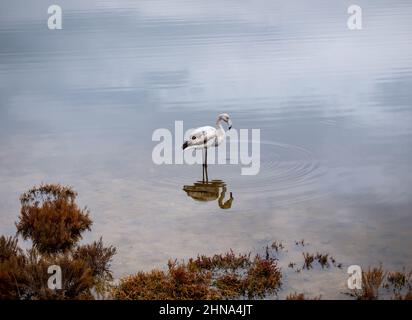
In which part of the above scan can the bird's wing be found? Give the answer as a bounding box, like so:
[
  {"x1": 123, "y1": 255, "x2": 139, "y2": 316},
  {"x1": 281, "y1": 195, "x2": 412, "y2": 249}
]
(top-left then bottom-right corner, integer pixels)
[{"x1": 192, "y1": 126, "x2": 215, "y2": 136}]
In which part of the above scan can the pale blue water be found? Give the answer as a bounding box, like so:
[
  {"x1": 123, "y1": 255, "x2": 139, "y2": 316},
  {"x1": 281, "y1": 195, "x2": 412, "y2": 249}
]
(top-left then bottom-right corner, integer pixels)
[{"x1": 1, "y1": 0, "x2": 412, "y2": 298}]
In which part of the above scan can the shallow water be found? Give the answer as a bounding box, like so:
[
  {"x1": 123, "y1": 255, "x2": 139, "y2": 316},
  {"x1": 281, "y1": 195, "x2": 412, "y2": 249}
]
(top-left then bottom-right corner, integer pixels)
[{"x1": 1, "y1": 0, "x2": 412, "y2": 298}]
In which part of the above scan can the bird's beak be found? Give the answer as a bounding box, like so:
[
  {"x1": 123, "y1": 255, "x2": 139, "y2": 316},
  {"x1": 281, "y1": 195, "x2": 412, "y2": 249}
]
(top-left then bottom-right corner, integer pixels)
[
  {"x1": 228, "y1": 119, "x2": 232, "y2": 130},
  {"x1": 182, "y1": 141, "x2": 188, "y2": 150}
]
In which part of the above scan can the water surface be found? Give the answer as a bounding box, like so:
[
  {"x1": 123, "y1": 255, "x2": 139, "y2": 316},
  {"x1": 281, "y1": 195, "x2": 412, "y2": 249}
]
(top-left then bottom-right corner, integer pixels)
[{"x1": 1, "y1": 0, "x2": 412, "y2": 298}]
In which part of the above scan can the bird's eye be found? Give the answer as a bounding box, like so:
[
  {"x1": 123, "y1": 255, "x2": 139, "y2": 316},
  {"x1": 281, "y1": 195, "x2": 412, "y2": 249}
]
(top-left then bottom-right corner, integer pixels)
[{"x1": 191, "y1": 136, "x2": 196, "y2": 140}]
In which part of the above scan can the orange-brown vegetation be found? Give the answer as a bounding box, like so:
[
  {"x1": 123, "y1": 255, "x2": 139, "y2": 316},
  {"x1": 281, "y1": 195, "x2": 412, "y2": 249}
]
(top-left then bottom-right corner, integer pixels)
[
  {"x1": 113, "y1": 251, "x2": 282, "y2": 300},
  {"x1": 0, "y1": 184, "x2": 115, "y2": 300},
  {"x1": 346, "y1": 265, "x2": 412, "y2": 300},
  {"x1": 16, "y1": 184, "x2": 92, "y2": 253}
]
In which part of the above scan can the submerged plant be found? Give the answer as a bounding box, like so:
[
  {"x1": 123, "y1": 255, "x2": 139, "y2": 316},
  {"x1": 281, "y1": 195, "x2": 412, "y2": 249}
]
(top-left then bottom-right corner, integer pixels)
[
  {"x1": 315, "y1": 252, "x2": 330, "y2": 269},
  {"x1": 286, "y1": 292, "x2": 321, "y2": 300},
  {"x1": 295, "y1": 239, "x2": 306, "y2": 247},
  {"x1": 271, "y1": 241, "x2": 285, "y2": 253},
  {"x1": 302, "y1": 252, "x2": 315, "y2": 270}
]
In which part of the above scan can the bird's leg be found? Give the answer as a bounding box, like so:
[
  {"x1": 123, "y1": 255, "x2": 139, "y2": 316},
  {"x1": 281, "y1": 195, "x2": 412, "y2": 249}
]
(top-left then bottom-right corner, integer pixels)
[
  {"x1": 205, "y1": 163, "x2": 208, "y2": 182},
  {"x1": 205, "y1": 147, "x2": 208, "y2": 168},
  {"x1": 201, "y1": 148, "x2": 205, "y2": 182},
  {"x1": 204, "y1": 147, "x2": 208, "y2": 182}
]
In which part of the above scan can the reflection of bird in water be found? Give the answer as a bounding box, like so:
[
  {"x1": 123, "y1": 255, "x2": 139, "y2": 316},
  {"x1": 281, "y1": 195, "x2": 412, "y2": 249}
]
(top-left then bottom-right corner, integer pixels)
[
  {"x1": 218, "y1": 186, "x2": 234, "y2": 209},
  {"x1": 182, "y1": 114, "x2": 232, "y2": 178},
  {"x1": 183, "y1": 179, "x2": 234, "y2": 209}
]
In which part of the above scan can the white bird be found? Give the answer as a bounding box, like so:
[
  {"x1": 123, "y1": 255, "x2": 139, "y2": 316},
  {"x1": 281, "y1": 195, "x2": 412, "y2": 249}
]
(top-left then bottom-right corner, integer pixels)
[{"x1": 182, "y1": 113, "x2": 232, "y2": 169}]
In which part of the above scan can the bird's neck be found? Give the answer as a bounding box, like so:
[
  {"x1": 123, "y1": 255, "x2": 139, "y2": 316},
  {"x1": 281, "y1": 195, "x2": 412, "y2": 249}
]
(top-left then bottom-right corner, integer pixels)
[{"x1": 215, "y1": 119, "x2": 225, "y2": 133}]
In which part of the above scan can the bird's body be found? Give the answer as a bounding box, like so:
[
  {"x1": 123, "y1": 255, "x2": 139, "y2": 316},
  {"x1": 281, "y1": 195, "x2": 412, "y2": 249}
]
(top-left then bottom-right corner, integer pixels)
[
  {"x1": 184, "y1": 125, "x2": 223, "y2": 150},
  {"x1": 182, "y1": 114, "x2": 232, "y2": 151}
]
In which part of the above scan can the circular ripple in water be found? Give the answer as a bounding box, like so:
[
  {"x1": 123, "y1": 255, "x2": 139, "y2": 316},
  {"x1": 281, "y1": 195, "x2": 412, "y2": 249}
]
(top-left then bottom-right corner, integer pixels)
[{"x1": 240, "y1": 140, "x2": 328, "y2": 205}]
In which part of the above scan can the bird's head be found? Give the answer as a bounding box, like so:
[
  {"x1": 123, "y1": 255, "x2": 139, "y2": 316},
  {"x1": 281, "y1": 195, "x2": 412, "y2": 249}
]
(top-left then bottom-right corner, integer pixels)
[{"x1": 218, "y1": 113, "x2": 232, "y2": 130}]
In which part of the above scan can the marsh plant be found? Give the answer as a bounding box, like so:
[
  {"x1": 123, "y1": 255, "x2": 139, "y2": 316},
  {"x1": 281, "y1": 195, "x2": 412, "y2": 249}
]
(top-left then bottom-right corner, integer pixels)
[
  {"x1": 113, "y1": 250, "x2": 282, "y2": 300},
  {"x1": 346, "y1": 265, "x2": 412, "y2": 300},
  {"x1": 0, "y1": 184, "x2": 116, "y2": 299}
]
